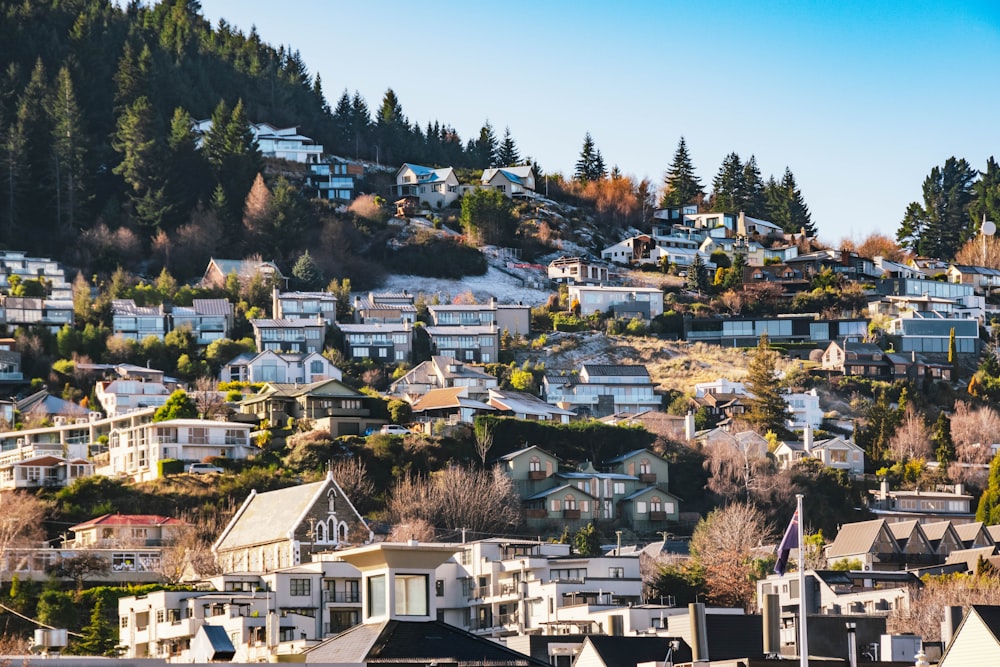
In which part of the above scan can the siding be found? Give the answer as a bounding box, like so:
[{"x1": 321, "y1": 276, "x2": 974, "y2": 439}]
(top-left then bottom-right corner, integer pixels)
[{"x1": 941, "y1": 612, "x2": 1000, "y2": 666}]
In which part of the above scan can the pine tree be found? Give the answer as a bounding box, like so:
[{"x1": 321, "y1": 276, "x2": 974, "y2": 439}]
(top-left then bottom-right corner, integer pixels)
[
  {"x1": 744, "y1": 333, "x2": 789, "y2": 434},
  {"x1": 331, "y1": 89, "x2": 353, "y2": 153},
  {"x1": 474, "y1": 120, "x2": 498, "y2": 167},
  {"x1": 740, "y1": 155, "x2": 768, "y2": 219},
  {"x1": 350, "y1": 90, "x2": 371, "y2": 157},
  {"x1": 710, "y1": 152, "x2": 744, "y2": 212},
  {"x1": 51, "y1": 66, "x2": 87, "y2": 236},
  {"x1": 970, "y1": 157, "x2": 1000, "y2": 231},
  {"x1": 112, "y1": 96, "x2": 172, "y2": 229},
  {"x1": 165, "y1": 106, "x2": 207, "y2": 229},
  {"x1": 292, "y1": 250, "x2": 323, "y2": 290},
  {"x1": 687, "y1": 253, "x2": 708, "y2": 294},
  {"x1": 574, "y1": 132, "x2": 604, "y2": 182},
  {"x1": 376, "y1": 88, "x2": 408, "y2": 164},
  {"x1": 77, "y1": 598, "x2": 117, "y2": 656},
  {"x1": 977, "y1": 455, "x2": 1000, "y2": 524},
  {"x1": 10, "y1": 58, "x2": 53, "y2": 246},
  {"x1": 496, "y1": 126, "x2": 520, "y2": 167},
  {"x1": 897, "y1": 157, "x2": 978, "y2": 259},
  {"x1": 781, "y1": 168, "x2": 814, "y2": 236},
  {"x1": 660, "y1": 136, "x2": 703, "y2": 208},
  {"x1": 113, "y1": 42, "x2": 153, "y2": 114},
  {"x1": 933, "y1": 412, "x2": 955, "y2": 465}
]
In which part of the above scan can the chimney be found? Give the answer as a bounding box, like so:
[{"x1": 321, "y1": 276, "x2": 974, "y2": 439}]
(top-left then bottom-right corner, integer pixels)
[
  {"x1": 689, "y1": 603, "x2": 709, "y2": 663},
  {"x1": 684, "y1": 411, "x2": 696, "y2": 441},
  {"x1": 803, "y1": 423, "x2": 813, "y2": 455},
  {"x1": 941, "y1": 606, "x2": 964, "y2": 647},
  {"x1": 880, "y1": 478, "x2": 889, "y2": 500},
  {"x1": 955, "y1": 483, "x2": 964, "y2": 496},
  {"x1": 762, "y1": 594, "x2": 780, "y2": 656}
]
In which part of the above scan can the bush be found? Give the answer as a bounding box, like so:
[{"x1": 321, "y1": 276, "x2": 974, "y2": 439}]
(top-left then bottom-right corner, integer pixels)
[{"x1": 157, "y1": 458, "x2": 184, "y2": 476}]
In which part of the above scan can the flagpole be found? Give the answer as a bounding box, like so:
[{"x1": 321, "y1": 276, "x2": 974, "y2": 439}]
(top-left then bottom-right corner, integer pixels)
[{"x1": 797, "y1": 493, "x2": 809, "y2": 667}]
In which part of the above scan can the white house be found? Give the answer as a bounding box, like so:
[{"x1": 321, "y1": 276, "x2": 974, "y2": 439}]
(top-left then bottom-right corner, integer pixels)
[
  {"x1": 543, "y1": 364, "x2": 661, "y2": 418},
  {"x1": 567, "y1": 285, "x2": 665, "y2": 321},
  {"x1": 480, "y1": 166, "x2": 535, "y2": 197},
  {"x1": 0, "y1": 454, "x2": 93, "y2": 491},
  {"x1": 221, "y1": 350, "x2": 342, "y2": 385},
  {"x1": 773, "y1": 426, "x2": 865, "y2": 477},
  {"x1": 95, "y1": 379, "x2": 171, "y2": 417},
  {"x1": 273, "y1": 289, "x2": 338, "y2": 325},
  {"x1": 391, "y1": 163, "x2": 461, "y2": 208},
  {"x1": 547, "y1": 256, "x2": 610, "y2": 284}
]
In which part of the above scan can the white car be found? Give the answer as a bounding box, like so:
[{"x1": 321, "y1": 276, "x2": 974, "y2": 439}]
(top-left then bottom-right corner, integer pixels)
[
  {"x1": 379, "y1": 425, "x2": 411, "y2": 435},
  {"x1": 186, "y1": 462, "x2": 224, "y2": 474}
]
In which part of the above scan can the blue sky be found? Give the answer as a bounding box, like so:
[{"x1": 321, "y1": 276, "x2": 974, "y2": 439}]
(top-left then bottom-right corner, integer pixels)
[{"x1": 198, "y1": 0, "x2": 1000, "y2": 243}]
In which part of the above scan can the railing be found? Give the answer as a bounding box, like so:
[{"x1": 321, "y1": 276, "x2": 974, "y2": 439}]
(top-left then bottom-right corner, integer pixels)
[
  {"x1": 323, "y1": 590, "x2": 360, "y2": 603},
  {"x1": 638, "y1": 473, "x2": 657, "y2": 483},
  {"x1": 563, "y1": 509, "x2": 581, "y2": 519},
  {"x1": 527, "y1": 471, "x2": 547, "y2": 480}
]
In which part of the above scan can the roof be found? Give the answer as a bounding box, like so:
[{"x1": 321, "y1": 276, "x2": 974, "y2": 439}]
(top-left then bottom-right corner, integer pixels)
[
  {"x1": 525, "y1": 484, "x2": 594, "y2": 501},
  {"x1": 581, "y1": 364, "x2": 651, "y2": 377},
  {"x1": 488, "y1": 389, "x2": 574, "y2": 417},
  {"x1": 208, "y1": 257, "x2": 284, "y2": 279},
  {"x1": 604, "y1": 449, "x2": 652, "y2": 464},
  {"x1": 250, "y1": 318, "x2": 325, "y2": 328},
  {"x1": 581, "y1": 636, "x2": 690, "y2": 667},
  {"x1": 213, "y1": 480, "x2": 327, "y2": 551},
  {"x1": 111, "y1": 299, "x2": 162, "y2": 317},
  {"x1": 410, "y1": 387, "x2": 494, "y2": 413},
  {"x1": 497, "y1": 444, "x2": 559, "y2": 462},
  {"x1": 304, "y1": 619, "x2": 547, "y2": 665},
  {"x1": 16, "y1": 390, "x2": 91, "y2": 417},
  {"x1": 196, "y1": 624, "x2": 236, "y2": 660},
  {"x1": 71, "y1": 513, "x2": 184, "y2": 532},
  {"x1": 178, "y1": 298, "x2": 233, "y2": 317},
  {"x1": 951, "y1": 264, "x2": 1000, "y2": 276},
  {"x1": 938, "y1": 605, "x2": 1000, "y2": 665},
  {"x1": 827, "y1": 519, "x2": 893, "y2": 558}
]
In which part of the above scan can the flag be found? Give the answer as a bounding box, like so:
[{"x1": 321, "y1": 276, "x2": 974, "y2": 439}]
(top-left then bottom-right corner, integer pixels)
[{"x1": 774, "y1": 508, "x2": 799, "y2": 575}]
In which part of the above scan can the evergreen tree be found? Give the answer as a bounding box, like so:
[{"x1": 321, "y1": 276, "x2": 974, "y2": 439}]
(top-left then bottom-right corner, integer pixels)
[
  {"x1": 574, "y1": 132, "x2": 604, "y2": 182},
  {"x1": 740, "y1": 155, "x2": 768, "y2": 218},
  {"x1": 660, "y1": 136, "x2": 703, "y2": 208},
  {"x1": 460, "y1": 188, "x2": 517, "y2": 246},
  {"x1": 970, "y1": 157, "x2": 1000, "y2": 231},
  {"x1": 331, "y1": 89, "x2": 353, "y2": 153},
  {"x1": 573, "y1": 522, "x2": 601, "y2": 556},
  {"x1": 474, "y1": 120, "x2": 498, "y2": 167},
  {"x1": 291, "y1": 250, "x2": 323, "y2": 290},
  {"x1": 744, "y1": 333, "x2": 788, "y2": 434},
  {"x1": 165, "y1": 107, "x2": 208, "y2": 225},
  {"x1": 154, "y1": 389, "x2": 197, "y2": 421},
  {"x1": 977, "y1": 454, "x2": 1000, "y2": 524},
  {"x1": 375, "y1": 88, "x2": 408, "y2": 164},
  {"x1": 765, "y1": 167, "x2": 815, "y2": 235},
  {"x1": 113, "y1": 41, "x2": 153, "y2": 114},
  {"x1": 204, "y1": 99, "x2": 262, "y2": 242},
  {"x1": 496, "y1": 126, "x2": 520, "y2": 167},
  {"x1": 51, "y1": 66, "x2": 87, "y2": 236},
  {"x1": 687, "y1": 253, "x2": 709, "y2": 294},
  {"x1": 349, "y1": 90, "x2": 371, "y2": 158},
  {"x1": 710, "y1": 152, "x2": 744, "y2": 212},
  {"x1": 77, "y1": 598, "x2": 117, "y2": 656},
  {"x1": 933, "y1": 412, "x2": 955, "y2": 465},
  {"x1": 112, "y1": 95, "x2": 172, "y2": 229},
  {"x1": 9, "y1": 58, "x2": 53, "y2": 246},
  {"x1": 897, "y1": 157, "x2": 977, "y2": 259}
]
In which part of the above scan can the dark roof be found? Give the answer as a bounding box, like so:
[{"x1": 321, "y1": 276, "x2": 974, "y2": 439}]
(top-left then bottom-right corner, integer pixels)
[
  {"x1": 584, "y1": 636, "x2": 690, "y2": 667},
  {"x1": 199, "y1": 625, "x2": 236, "y2": 660},
  {"x1": 706, "y1": 614, "x2": 764, "y2": 660},
  {"x1": 304, "y1": 620, "x2": 548, "y2": 665},
  {"x1": 582, "y1": 364, "x2": 651, "y2": 377}
]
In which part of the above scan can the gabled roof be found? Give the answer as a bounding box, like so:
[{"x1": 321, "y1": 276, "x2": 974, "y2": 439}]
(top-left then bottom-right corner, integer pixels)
[
  {"x1": 497, "y1": 444, "x2": 559, "y2": 463},
  {"x1": 409, "y1": 387, "x2": 495, "y2": 413},
  {"x1": 923, "y1": 521, "x2": 963, "y2": 552},
  {"x1": 938, "y1": 605, "x2": 1000, "y2": 665},
  {"x1": 304, "y1": 619, "x2": 546, "y2": 665},
  {"x1": 488, "y1": 389, "x2": 574, "y2": 417},
  {"x1": 955, "y1": 521, "x2": 990, "y2": 547},
  {"x1": 207, "y1": 257, "x2": 284, "y2": 280},
  {"x1": 603, "y1": 448, "x2": 651, "y2": 464},
  {"x1": 71, "y1": 513, "x2": 184, "y2": 531},
  {"x1": 621, "y1": 485, "x2": 680, "y2": 502},
  {"x1": 581, "y1": 364, "x2": 651, "y2": 377},
  {"x1": 580, "y1": 636, "x2": 689, "y2": 667},
  {"x1": 111, "y1": 299, "x2": 163, "y2": 317},
  {"x1": 827, "y1": 519, "x2": 896, "y2": 559},
  {"x1": 525, "y1": 484, "x2": 596, "y2": 501},
  {"x1": 16, "y1": 390, "x2": 91, "y2": 417},
  {"x1": 888, "y1": 520, "x2": 930, "y2": 553},
  {"x1": 242, "y1": 378, "x2": 362, "y2": 405}
]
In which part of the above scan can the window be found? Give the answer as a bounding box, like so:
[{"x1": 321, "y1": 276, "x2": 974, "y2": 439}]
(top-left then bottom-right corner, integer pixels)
[
  {"x1": 564, "y1": 495, "x2": 577, "y2": 510},
  {"x1": 290, "y1": 578, "x2": 311, "y2": 596},
  {"x1": 395, "y1": 574, "x2": 428, "y2": 616},
  {"x1": 529, "y1": 456, "x2": 541, "y2": 472},
  {"x1": 188, "y1": 427, "x2": 208, "y2": 445},
  {"x1": 638, "y1": 460, "x2": 651, "y2": 474},
  {"x1": 608, "y1": 567, "x2": 624, "y2": 578},
  {"x1": 613, "y1": 482, "x2": 625, "y2": 495},
  {"x1": 368, "y1": 574, "x2": 386, "y2": 617},
  {"x1": 650, "y1": 497, "x2": 662, "y2": 513},
  {"x1": 636, "y1": 501, "x2": 647, "y2": 514},
  {"x1": 436, "y1": 579, "x2": 444, "y2": 597},
  {"x1": 550, "y1": 499, "x2": 561, "y2": 512},
  {"x1": 224, "y1": 429, "x2": 244, "y2": 445}
]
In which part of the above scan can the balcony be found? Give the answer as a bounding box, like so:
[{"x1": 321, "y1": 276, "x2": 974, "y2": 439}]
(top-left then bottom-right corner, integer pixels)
[
  {"x1": 527, "y1": 470, "x2": 547, "y2": 481},
  {"x1": 563, "y1": 509, "x2": 581, "y2": 520},
  {"x1": 649, "y1": 511, "x2": 668, "y2": 521},
  {"x1": 525, "y1": 509, "x2": 548, "y2": 519},
  {"x1": 323, "y1": 590, "x2": 361, "y2": 604},
  {"x1": 638, "y1": 473, "x2": 657, "y2": 483}
]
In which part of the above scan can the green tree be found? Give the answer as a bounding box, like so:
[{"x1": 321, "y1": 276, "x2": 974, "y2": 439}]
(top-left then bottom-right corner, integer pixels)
[
  {"x1": 51, "y1": 66, "x2": 87, "y2": 236},
  {"x1": 977, "y1": 454, "x2": 1000, "y2": 524},
  {"x1": 933, "y1": 412, "x2": 955, "y2": 465},
  {"x1": 76, "y1": 598, "x2": 118, "y2": 656},
  {"x1": 710, "y1": 152, "x2": 744, "y2": 212},
  {"x1": 687, "y1": 253, "x2": 708, "y2": 294},
  {"x1": 292, "y1": 250, "x2": 324, "y2": 290},
  {"x1": 741, "y1": 155, "x2": 768, "y2": 218},
  {"x1": 165, "y1": 106, "x2": 208, "y2": 229},
  {"x1": 744, "y1": 333, "x2": 788, "y2": 434},
  {"x1": 660, "y1": 136, "x2": 703, "y2": 208},
  {"x1": 112, "y1": 95, "x2": 171, "y2": 229},
  {"x1": 764, "y1": 167, "x2": 815, "y2": 235},
  {"x1": 574, "y1": 132, "x2": 605, "y2": 182},
  {"x1": 496, "y1": 126, "x2": 520, "y2": 167},
  {"x1": 460, "y1": 188, "x2": 517, "y2": 246},
  {"x1": 473, "y1": 120, "x2": 498, "y2": 167},
  {"x1": 153, "y1": 389, "x2": 198, "y2": 422},
  {"x1": 897, "y1": 157, "x2": 978, "y2": 259},
  {"x1": 573, "y1": 522, "x2": 600, "y2": 556},
  {"x1": 970, "y1": 157, "x2": 1000, "y2": 232}
]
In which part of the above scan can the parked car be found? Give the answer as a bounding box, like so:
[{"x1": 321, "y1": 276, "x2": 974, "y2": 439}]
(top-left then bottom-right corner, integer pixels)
[
  {"x1": 186, "y1": 462, "x2": 224, "y2": 474},
  {"x1": 379, "y1": 424, "x2": 411, "y2": 435}
]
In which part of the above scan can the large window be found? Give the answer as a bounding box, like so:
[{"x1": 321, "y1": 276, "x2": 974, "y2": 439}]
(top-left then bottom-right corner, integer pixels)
[
  {"x1": 395, "y1": 574, "x2": 429, "y2": 616},
  {"x1": 290, "y1": 578, "x2": 311, "y2": 596},
  {"x1": 368, "y1": 574, "x2": 386, "y2": 618}
]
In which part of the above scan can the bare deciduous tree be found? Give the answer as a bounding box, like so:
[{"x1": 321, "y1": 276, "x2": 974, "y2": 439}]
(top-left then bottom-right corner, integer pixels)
[
  {"x1": 887, "y1": 404, "x2": 932, "y2": 461},
  {"x1": 948, "y1": 401, "x2": 1000, "y2": 489},
  {"x1": 192, "y1": 376, "x2": 229, "y2": 419},
  {"x1": 473, "y1": 420, "x2": 496, "y2": 466},
  {"x1": 0, "y1": 492, "x2": 47, "y2": 579},
  {"x1": 888, "y1": 572, "x2": 1000, "y2": 640},
  {"x1": 690, "y1": 502, "x2": 774, "y2": 611},
  {"x1": 387, "y1": 466, "x2": 520, "y2": 537},
  {"x1": 330, "y1": 458, "x2": 377, "y2": 516},
  {"x1": 702, "y1": 438, "x2": 775, "y2": 500},
  {"x1": 158, "y1": 508, "x2": 231, "y2": 583}
]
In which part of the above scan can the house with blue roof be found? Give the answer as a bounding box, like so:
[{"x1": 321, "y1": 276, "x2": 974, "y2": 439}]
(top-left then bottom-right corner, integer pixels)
[
  {"x1": 481, "y1": 165, "x2": 536, "y2": 198},
  {"x1": 392, "y1": 163, "x2": 462, "y2": 208}
]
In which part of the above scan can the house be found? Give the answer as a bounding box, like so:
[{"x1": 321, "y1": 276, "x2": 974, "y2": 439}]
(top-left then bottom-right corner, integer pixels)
[
  {"x1": 543, "y1": 364, "x2": 661, "y2": 418},
  {"x1": 647, "y1": 230, "x2": 704, "y2": 268},
  {"x1": 785, "y1": 389, "x2": 823, "y2": 430},
  {"x1": 825, "y1": 519, "x2": 902, "y2": 571},
  {"x1": 239, "y1": 379, "x2": 385, "y2": 437},
  {"x1": 388, "y1": 356, "x2": 498, "y2": 402},
  {"x1": 481, "y1": 165, "x2": 536, "y2": 198},
  {"x1": 220, "y1": 350, "x2": 342, "y2": 385},
  {"x1": 0, "y1": 338, "x2": 22, "y2": 384},
  {"x1": 303, "y1": 542, "x2": 547, "y2": 667},
  {"x1": 201, "y1": 257, "x2": 286, "y2": 289},
  {"x1": 695, "y1": 428, "x2": 770, "y2": 460},
  {"x1": 170, "y1": 298, "x2": 233, "y2": 345},
  {"x1": 547, "y1": 256, "x2": 610, "y2": 284},
  {"x1": 686, "y1": 316, "x2": 868, "y2": 348},
  {"x1": 598, "y1": 410, "x2": 689, "y2": 442},
  {"x1": 337, "y1": 322, "x2": 413, "y2": 363},
  {"x1": 194, "y1": 119, "x2": 323, "y2": 163},
  {"x1": 601, "y1": 236, "x2": 653, "y2": 265},
  {"x1": 213, "y1": 470, "x2": 373, "y2": 574},
  {"x1": 948, "y1": 263, "x2": 1000, "y2": 294},
  {"x1": 1, "y1": 296, "x2": 74, "y2": 332},
  {"x1": 251, "y1": 317, "x2": 327, "y2": 354},
  {"x1": 16, "y1": 390, "x2": 92, "y2": 421},
  {"x1": 0, "y1": 454, "x2": 93, "y2": 490},
  {"x1": 273, "y1": 289, "x2": 337, "y2": 324},
  {"x1": 868, "y1": 481, "x2": 976, "y2": 523},
  {"x1": 821, "y1": 341, "x2": 891, "y2": 378},
  {"x1": 888, "y1": 313, "x2": 980, "y2": 356},
  {"x1": 391, "y1": 163, "x2": 462, "y2": 208},
  {"x1": 0, "y1": 250, "x2": 71, "y2": 298},
  {"x1": 306, "y1": 156, "x2": 364, "y2": 201},
  {"x1": 938, "y1": 605, "x2": 1000, "y2": 667},
  {"x1": 497, "y1": 445, "x2": 561, "y2": 497},
  {"x1": 757, "y1": 569, "x2": 921, "y2": 618},
  {"x1": 425, "y1": 324, "x2": 499, "y2": 363},
  {"x1": 825, "y1": 518, "x2": 978, "y2": 571},
  {"x1": 785, "y1": 248, "x2": 878, "y2": 280},
  {"x1": 67, "y1": 513, "x2": 184, "y2": 548},
  {"x1": 94, "y1": 378, "x2": 171, "y2": 417},
  {"x1": 408, "y1": 387, "x2": 495, "y2": 427},
  {"x1": 567, "y1": 285, "x2": 664, "y2": 320},
  {"x1": 773, "y1": 428, "x2": 865, "y2": 477},
  {"x1": 486, "y1": 388, "x2": 574, "y2": 423},
  {"x1": 352, "y1": 291, "x2": 417, "y2": 324},
  {"x1": 874, "y1": 256, "x2": 925, "y2": 280},
  {"x1": 743, "y1": 263, "x2": 810, "y2": 295},
  {"x1": 111, "y1": 299, "x2": 166, "y2": 341},
  {"x1": 428, "y1": 300, "x2": 530, "y2": 337},
  {"x1": 106, "y1": 417, "x2": 255, "y2": 482}
]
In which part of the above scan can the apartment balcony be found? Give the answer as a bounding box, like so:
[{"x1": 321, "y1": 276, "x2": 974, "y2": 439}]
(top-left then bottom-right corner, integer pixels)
[
  {"x1": 527, "y1": 471, "x2": 547, "y2": 481},
  {"x1": 563, "y1": 509, "x2": 581, "y2": 520},
  {"x1": 322, "y1": 591, "x2": 360, "y2": 604},
  {"x1": 638, "y1": 473, "x2": 657, "y2": 483}
]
